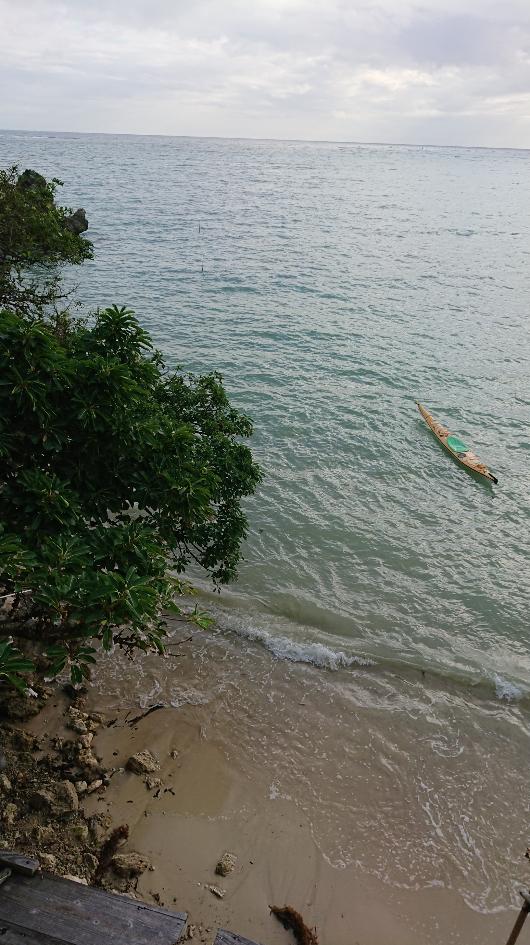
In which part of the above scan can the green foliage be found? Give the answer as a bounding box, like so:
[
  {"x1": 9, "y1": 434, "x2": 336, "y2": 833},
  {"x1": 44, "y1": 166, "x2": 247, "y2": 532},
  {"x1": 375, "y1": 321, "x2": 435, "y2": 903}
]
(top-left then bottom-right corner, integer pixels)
[
  {"x1": 0, "y1": 638, "x2": 35, "y2": 693},
  {"x1": 0, "y1": 165, "x2": 93, "y2": 318},
  {"x1": 0, "y1": 304, "x2": 261, "y2": 679}
]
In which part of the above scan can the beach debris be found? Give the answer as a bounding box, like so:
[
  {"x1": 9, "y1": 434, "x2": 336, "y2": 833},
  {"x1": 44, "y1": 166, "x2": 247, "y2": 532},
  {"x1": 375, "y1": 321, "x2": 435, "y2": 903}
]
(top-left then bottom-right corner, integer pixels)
[
  {"x1": 127, "y1": 703, "x2": 165, "y2": 727},
  {"x1": 183, "y1": 923, "x2": 197, "y2": 939},
  {"x1": 215, "y1": 852, "x2": 237, "y2": 876},
  {"x1": 169, "y1": 749, "x2": 179, "y2": 759},
  {"x1": 270, "y1": 905, "x2": 319, "y2": 945},
  {"x1": 2, "y1": 802, "x2": 18, "y2": 826},
  {"x1": 126, "y1": 749, "x2": 159, "y2": 775},
  {"x1": 207, "y1": 884, "x2": 225, "y2": 899},
  {"x1": 39, "y1": 852, "x2": 57, "y2": 870},
  {"x1": 55, "y1": 779, "x2": 79, "y2": 812},
  {"x1": 111, "y1": 852, "x2": 151, "y2": 878},
  {"x1": 94, "y1": 824, "x2": 129, "y2": 884}
]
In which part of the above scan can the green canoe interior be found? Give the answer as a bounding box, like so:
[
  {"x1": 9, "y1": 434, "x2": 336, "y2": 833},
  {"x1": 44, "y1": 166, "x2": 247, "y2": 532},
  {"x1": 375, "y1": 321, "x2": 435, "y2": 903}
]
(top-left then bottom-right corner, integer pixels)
[{"x1": 446, "y1": 434, "x2": 469, "y2": 454}]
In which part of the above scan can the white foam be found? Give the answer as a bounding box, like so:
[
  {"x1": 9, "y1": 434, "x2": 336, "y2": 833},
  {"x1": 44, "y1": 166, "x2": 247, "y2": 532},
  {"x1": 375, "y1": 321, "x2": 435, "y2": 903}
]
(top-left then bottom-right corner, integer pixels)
[
  {"x1": 226, "y1": 621, "x2": 375, "y2": 670},
  {"x1": 493, "y1": 675, "x2": 523, "y2": 701}
]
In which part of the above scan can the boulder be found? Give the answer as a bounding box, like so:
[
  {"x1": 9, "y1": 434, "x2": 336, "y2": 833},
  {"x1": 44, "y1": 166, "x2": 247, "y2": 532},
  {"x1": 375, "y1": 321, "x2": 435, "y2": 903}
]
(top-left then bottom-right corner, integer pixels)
[
  {"x1": 64, "y1": 208, "x2": 88, "y2": 235},
  {"x1": 16, "y1": 169, "x2": 47, "y2": 192}
]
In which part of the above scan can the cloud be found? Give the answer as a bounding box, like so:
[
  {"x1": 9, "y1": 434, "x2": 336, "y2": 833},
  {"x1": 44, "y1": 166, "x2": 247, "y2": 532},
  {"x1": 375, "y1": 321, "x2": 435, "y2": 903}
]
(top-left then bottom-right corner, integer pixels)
[{"x1": 1, "y1": 0, "x2": 529, "y2": 146}]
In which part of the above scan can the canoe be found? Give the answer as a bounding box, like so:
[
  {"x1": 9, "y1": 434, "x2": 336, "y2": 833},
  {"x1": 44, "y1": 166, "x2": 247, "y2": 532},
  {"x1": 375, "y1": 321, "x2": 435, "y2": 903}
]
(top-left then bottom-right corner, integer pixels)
[{"x1": 416, "y1": 402, "x2": 498, "y2": 484}]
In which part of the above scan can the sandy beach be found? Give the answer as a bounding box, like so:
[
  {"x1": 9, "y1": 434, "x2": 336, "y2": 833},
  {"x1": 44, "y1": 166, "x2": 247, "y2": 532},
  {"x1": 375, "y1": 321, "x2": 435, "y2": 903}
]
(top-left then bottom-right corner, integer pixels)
[{"x1": 2, "y1": 616, "x2": 522, "y2": 945}]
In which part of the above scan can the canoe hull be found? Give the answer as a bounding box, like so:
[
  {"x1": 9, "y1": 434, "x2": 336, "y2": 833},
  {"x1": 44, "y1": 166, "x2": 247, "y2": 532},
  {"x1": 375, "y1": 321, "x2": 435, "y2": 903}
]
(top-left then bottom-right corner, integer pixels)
[{"x1": 416, "y1": 402, "x2": 498, "y2": 484}]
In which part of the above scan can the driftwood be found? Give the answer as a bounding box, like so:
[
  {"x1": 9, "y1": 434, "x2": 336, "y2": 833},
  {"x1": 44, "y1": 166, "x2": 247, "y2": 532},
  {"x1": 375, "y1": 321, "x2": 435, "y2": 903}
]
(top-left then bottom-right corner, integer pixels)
[
  {"x1": 270, "y1": 905, "x2": 319, "y2": 945},
  {"x1": 127, "y1": 703, "x2": 166, "y2": 727}
]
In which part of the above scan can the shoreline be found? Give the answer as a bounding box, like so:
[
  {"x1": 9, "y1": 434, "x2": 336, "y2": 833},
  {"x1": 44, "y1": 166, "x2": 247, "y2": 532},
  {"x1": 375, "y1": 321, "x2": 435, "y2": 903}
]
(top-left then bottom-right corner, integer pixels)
[{"x1": 1, "y1": 620, "x2": 527, "y2": 945}]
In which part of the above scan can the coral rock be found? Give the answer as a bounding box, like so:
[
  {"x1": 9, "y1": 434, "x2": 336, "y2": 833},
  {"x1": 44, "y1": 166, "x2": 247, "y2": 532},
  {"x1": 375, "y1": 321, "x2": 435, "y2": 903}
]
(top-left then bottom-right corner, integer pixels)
[
  {"x1": 111, "y1": 852, "x2": 151, "y2": 877},
  {"x1": 215, "y1": 852, "x2": 237, "y2": 876},
  {"x1": 126, "y1": 750, "x2": 159, "y2": 775}
]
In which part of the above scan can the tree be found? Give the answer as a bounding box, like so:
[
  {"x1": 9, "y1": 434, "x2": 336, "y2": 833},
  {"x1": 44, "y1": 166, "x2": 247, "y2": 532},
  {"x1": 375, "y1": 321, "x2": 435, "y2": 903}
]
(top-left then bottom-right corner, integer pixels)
[
  {"x1": 0, "y1": 169, "x2": 261, "y2": 684},
  {"x1": 0, "y1": 166, "x2": 93, "y2": 318}
]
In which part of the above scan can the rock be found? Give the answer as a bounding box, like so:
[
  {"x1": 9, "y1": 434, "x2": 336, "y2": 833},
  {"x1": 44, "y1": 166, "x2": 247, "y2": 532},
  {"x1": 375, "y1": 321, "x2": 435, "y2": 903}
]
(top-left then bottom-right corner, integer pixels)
[
  {"x1": 69, "y1": 823, "x2": 89, "y2": 842},
  {"x1": 87, "y1": 812, "x2": 111, "y2": 842},
  {"x1": 64, "y1": 208, "x2": 89, "y2": 235},
  {"x1": 3, "y1": 802, "x2": 18, "y2": 826},
  {"x1": 215, "y1": 852, "x2": 237, "y2": 877},
  {"x1": 71, "y1": 720, "x2": 88, "y2": 735},
  {"x1": 13, "y1": 729, "x2": 38, "y2": 751},
  {"x1": 145, "y1": 775, "x2": 161, "y2": 791},
  {"x1": 88, "y1": 712, "x2": 104, "y2": 725},
  {"x1": 84, "y1": 852, "x2": 99, "y2": 873},
  {"x1": 184, "y1": 925, "x2": 197, "y2": 940},
  {"x1": 39, "y1": 852, "x2": 57, "y2": 870},
  {"x1": 16, "y1": 169, "x2": 47, "y2": 192},
  {"x1": 169, "y1": 749, "x2": 179, "y2": 759},
  {"x1": 126, "y1": 750, "x2": 159, "y2": 775},
  {"x1": 206, "y1": 884, "x2": 225, "y2": 899},
  {"x1": 0, "y1": 773, "x2": 12, "y2": 792},
  {"x1": 29, "y1": 788, "x2": 54, "y2": 811},
  {"x1": 34, "y1": 825, "x2": 55, "y2": 844},
  {"x1": 64, "y1": 874, "x2": 88, "y2": 885},
  {"x1": 75, "y1": 780, "x2": 88, "y2": 795},
  {"x1": 87, "y1": 778, "x2": 103, "y2": 793},
  {"x1": 77, "y1": 748, "x2": 99, "y2": 771},
  {"x1": 55, "y1": 780, "x2": 79, "y2": 813},
  {"x1": 78, "y1": 733, "x2": 93, "y2": 748},
  {"x1": 111, "y1": 852, "x2": 151, "y2": 878}
]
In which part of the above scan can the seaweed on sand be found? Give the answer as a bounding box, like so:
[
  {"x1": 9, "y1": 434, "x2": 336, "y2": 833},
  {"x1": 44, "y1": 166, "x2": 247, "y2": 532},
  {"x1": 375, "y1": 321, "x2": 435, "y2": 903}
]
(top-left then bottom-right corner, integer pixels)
[{"x1": 270, "y1": 905, "x2": 319, "y2": 945}]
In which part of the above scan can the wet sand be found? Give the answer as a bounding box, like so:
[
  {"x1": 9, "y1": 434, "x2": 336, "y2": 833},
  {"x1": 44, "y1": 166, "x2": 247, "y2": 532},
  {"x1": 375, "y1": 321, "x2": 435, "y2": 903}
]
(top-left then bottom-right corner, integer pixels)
[{"x1": 80, "y1": 704, "x2": 517, "y2": 945}]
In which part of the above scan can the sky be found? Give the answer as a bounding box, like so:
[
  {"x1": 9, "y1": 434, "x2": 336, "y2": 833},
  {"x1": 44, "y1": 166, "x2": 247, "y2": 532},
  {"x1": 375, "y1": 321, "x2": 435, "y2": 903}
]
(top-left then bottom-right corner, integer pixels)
[{"x1": 1, "y1": 0, "x2": 530, "y2": 148}]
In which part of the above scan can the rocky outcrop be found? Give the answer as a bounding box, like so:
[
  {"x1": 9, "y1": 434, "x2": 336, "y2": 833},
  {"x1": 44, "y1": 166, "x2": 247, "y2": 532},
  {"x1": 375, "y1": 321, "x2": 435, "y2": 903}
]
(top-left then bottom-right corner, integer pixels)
[
  {"x1": 64, "y1": 208, "x2": 88, "y2": 235},
  {"x1": 16, "y1": 169, "x2": 47, "y2": 193},
  {"x1": 15, "y1": 168, "x2": 89, "y2": 234}
]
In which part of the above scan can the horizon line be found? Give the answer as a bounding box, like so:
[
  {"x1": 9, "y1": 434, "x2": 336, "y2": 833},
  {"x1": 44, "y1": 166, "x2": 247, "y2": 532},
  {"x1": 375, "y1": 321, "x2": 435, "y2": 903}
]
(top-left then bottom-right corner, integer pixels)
[{"x1": 1, "y1": 126, "x2": 529, "y2": 154}]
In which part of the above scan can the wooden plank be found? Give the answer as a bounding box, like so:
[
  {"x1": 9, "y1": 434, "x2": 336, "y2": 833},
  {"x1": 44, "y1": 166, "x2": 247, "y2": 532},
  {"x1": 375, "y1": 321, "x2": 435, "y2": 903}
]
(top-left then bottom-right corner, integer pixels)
[
  {"x1": 0, "y1": 920, "x2": 67, "y2": 944},
  {"x1": 0, "y1": 851, "x2": 40, "y2": 875},
  {"x1": 214, "y1": 931, "x2": 264, "y2": 945},
  {"x1": 0, "y1": 873, "x2": 187, "y2": 945}
]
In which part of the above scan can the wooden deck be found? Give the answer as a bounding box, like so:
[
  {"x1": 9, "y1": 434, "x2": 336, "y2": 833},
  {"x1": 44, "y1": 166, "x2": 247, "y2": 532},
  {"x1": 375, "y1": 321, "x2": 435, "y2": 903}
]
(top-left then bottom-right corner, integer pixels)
[
  {"x1": 0, "y1": 862, "x2": 265, "y2": 945},
  {"x1": 0, "y1": 872, "x2": 187, "y2": 945}
]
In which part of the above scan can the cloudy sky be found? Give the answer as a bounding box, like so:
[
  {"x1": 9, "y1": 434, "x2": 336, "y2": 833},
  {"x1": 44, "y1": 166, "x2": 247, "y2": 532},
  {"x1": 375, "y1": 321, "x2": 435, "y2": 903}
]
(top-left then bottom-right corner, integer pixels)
[{"x1": 2, "y1": 0, "x2": 530, "y2": 147}]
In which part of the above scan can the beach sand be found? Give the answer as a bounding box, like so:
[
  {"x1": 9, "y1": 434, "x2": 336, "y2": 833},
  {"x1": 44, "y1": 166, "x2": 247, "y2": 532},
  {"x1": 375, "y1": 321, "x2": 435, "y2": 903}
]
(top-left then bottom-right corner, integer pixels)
[
  {"x1": 78, "y1": 705, "x2": 514, "y2": 945},
  {"x1": 10, "y1": 617, "x2": 524, "y2": 945}
]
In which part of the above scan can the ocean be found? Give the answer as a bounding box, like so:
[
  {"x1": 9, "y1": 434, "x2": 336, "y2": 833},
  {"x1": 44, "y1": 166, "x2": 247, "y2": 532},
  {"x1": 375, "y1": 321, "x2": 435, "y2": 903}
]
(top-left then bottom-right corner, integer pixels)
[{"x1": 1, "y1": 129, "x2": 529, "y2": 915}]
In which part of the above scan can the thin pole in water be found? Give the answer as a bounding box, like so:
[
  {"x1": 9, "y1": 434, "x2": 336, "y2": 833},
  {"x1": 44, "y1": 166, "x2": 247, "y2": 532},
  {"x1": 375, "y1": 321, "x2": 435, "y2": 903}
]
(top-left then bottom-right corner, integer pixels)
[{"x1": 505, "y1": 890, "x2": 530, "y2": 945}]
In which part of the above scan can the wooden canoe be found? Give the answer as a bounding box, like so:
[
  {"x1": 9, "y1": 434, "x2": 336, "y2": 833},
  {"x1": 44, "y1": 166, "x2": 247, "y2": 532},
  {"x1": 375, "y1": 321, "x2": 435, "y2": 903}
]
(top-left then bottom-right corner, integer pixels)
[{"x1": 416, "y1": 402, "x2": 498, "y2": 484}]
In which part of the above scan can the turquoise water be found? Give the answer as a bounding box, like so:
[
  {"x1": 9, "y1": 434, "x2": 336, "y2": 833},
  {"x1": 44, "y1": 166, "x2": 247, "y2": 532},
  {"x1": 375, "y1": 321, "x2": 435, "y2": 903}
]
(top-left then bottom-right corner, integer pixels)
[
  {"x1": 2, "y1": 131, "x2": 529, "y2": 913},
  {"x1": 3, "y1": 130, "x2": 528, "y2": 693}
]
